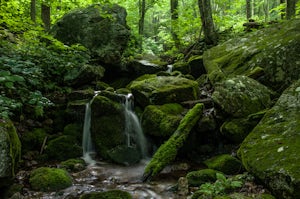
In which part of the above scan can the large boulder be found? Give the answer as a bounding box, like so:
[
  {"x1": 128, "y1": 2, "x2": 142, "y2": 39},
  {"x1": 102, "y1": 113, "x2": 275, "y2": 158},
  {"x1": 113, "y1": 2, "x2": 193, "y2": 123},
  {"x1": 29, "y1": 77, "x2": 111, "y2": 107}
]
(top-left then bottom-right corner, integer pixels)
[
  {"x1": 212, "y1": 75, "x2": 273, "y2": 118},
  {"x1": 129, "y1": 75, "x2": 200, "y2": 108},
  {"x1": 51, "y1": 3, "x2": 130, "y2": 65},
  {"x1": 203, "y1": 19, "x2": 300, "y2": 91},
  {"x1": 0, "y1": 119, "x2": 21, "y2": 187},
  {"x1": 141, "y1": 103, "x2": 183, "y2": 138},
  {"x1": 238, "y1": 80, "x2": 300, "y2": 198}
]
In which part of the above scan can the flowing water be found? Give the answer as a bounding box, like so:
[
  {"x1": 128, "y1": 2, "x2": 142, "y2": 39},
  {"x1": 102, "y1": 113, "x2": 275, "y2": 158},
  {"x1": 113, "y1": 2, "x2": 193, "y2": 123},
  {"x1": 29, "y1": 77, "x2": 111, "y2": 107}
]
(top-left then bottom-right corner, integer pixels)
[
  {"x1": 82, "y1": 91, "x2": 100, "y2": 165},
  {"x1": 167, "y1": 64, "x2": 173, "y2": 73},
  {"x1": 122, "y1": 93, "x2": 148, "y2": 158}
]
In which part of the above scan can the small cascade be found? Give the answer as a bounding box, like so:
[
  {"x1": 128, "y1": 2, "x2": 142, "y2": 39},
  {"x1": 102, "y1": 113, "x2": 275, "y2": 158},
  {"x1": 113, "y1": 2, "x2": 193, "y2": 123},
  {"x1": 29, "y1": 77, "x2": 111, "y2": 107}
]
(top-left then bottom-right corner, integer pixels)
[
  {"x1": 167, "y1": 64, "x2": 173, "y2": 73},
  {"x1": 82, "y1": 91, "x2": 100, "y2": 165},
  {"x1": 123, "y1": 93, "x2": 148, "y2": 158}
]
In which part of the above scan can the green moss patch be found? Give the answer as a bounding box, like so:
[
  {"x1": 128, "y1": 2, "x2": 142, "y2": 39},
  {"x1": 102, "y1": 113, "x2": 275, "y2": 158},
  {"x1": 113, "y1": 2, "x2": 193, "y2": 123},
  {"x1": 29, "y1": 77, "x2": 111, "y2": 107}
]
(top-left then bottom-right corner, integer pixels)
[
  {"x1": 204, "y1": 154, "x2": 243, "y2": 175},
  {"x1": 79, "y1": 190, "x2": 132, "y2": 199},
  {"x1": 29, "y1": 167, "x2": 72, "y2": 192}
]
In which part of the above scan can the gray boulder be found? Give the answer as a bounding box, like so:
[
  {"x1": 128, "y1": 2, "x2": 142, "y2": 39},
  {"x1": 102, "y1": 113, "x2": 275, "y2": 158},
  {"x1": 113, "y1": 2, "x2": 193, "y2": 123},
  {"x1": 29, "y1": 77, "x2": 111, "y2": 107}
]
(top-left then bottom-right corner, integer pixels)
[
  {"x1": 51, "y1": 3, "x2": 130, "y2": 65},
  {"x1": 238, "y1": 79, "x2": 300, "y2": 198}
]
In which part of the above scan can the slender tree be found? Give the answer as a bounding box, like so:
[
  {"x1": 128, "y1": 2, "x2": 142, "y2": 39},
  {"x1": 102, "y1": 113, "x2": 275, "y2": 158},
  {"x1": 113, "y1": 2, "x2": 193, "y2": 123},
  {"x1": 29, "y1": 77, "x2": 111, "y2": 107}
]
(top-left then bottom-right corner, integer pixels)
[
  {"x1": 41, "y1": 3, "x2": 51, "y2": 31},
  {"x1": 30, "y1": 0, "x2": 36, "y2": 22},
  {"x1": 198, "y1": 0, "x2": 218, "y2": 45},
  {"x1": 170, "y1": 0, "x2": 180, "y2": 49},
  {"x1": 263, "y1": 0, "x2": 269, "y2": 21},
  {"x1": 246, "y1": 0, "x2": 252, "y2": 19},
  {"x1": 286, "y1": 0, "x2": 296, "y2": 19},
  {"x1": 138, "y1": 0, "x2": 146, "y2": 51}
]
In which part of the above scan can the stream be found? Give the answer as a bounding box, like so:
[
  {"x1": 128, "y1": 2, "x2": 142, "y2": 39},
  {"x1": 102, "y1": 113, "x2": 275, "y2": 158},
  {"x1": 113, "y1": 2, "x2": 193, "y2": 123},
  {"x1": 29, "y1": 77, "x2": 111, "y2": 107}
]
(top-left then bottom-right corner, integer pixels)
[{"x1": 18, "y1": 159, "x2": 190, "y2": 199}]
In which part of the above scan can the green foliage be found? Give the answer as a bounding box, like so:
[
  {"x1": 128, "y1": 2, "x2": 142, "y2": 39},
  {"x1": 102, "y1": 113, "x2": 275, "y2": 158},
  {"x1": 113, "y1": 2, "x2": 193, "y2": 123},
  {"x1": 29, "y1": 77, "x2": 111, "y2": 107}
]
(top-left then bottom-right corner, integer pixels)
[{"x1": 197, "y1": 173, "x2": 243, "y2": 197}]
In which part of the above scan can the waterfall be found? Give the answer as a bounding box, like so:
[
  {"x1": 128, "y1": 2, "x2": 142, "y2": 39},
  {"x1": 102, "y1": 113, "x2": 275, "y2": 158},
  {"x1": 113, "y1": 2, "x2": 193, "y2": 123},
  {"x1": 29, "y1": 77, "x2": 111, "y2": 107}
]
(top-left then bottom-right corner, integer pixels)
[
  {"x1": 167, "y1": 64, "x2": 173, "y2": 73},
  {"x1": 123, "y1": 93, "x2": 148, "y2": 158},
  {"x1": 82, "y1": 91, "x2": 100, "y2": 165}
]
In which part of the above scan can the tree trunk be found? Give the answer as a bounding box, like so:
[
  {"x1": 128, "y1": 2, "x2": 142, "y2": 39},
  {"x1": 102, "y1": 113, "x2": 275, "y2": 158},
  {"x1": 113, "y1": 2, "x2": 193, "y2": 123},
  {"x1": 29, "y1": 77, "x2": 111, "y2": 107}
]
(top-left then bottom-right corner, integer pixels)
[
  {"x1": 41, "y1": 4, "x2": 51, "y2": 31},
  {"x1": 198, "y1": 0, "x2": 218, "y2": 45},
  {"x1": 286, "y1": 0, "x2": 296, "y2": 19},
  {"x1": 246, "y1": 0, "x2": 252, "y2": 20},
  {"x1": 30, "y1": 0, "x2": 36, "y2": 22},
  {"x1": 138, "y1": 0, "x2": 146, "y2": 52},
  {"x1": 263, "y1": 0, "x2": 269, "y2": 22},
  {"x1": 170, "y1": 0, "x2": 180, "y2": 49},
  {"x1": 280, "y1": 0, "x2": 285, "y2": 19}
]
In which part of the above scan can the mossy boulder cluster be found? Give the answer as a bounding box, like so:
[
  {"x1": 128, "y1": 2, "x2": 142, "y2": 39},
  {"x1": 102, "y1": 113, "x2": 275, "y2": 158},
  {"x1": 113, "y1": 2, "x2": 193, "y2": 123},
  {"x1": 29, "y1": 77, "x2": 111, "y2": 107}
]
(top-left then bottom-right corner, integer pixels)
[
  {"x1": 238, "y1": 80, "x2": 300, "y2": 198},
  {"x1": 203, "y1": 19, "x2": 300, "y2": 91}
]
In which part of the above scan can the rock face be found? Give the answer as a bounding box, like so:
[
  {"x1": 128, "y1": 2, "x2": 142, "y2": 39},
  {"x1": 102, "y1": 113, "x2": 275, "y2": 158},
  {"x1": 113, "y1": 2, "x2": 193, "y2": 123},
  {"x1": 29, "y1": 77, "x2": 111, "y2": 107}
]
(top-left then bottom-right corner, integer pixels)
[
  {"x1": 0, "y1": 119, "x2": 21, "y2": 187},
  {"x1": 51, "y1": 3, "x2": 130, "y2": 65},
  {"x1": 129, "y1": 75, "x2": 199, "y2": 108},
  {"x1": 203, "y1": 19, "x2": 300, "y2": 91},
  {"x1": 238, "y1": 80, "x2": 300, "y2": 198},
  {"x1": 212, "y1": 75, "x2": 273, "y2": 118}
]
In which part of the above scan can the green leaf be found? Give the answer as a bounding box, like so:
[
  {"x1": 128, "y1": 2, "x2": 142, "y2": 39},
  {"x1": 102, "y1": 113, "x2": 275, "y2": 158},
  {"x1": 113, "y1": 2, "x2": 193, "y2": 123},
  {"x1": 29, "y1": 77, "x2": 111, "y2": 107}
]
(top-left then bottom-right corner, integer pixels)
[{"x1": 4, "y1": 81, "x2": 14, "y2": 88}]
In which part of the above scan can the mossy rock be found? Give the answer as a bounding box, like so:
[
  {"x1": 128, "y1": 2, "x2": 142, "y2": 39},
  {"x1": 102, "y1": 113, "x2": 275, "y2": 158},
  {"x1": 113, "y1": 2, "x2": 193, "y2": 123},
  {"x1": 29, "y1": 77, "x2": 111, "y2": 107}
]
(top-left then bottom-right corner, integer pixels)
[
  {"x1": 238, "y1": 80, "x2": 300, "y2": 198},
  {"x1": 204, "y1": 154, "x2": 243, "y2": 175},
  {"x1": 129, "y1": 75, "x2": 199, "y2": 107},
  {"x1": 63, "y1": 123, "x2": 82, "y2": 142},
  {"x1": 186, "y1": 169, "x2": 221, "y2": 187},
  {"x1": 60, "y1": 158, "x2": 85, "y2": 172},
  {"x1": 212, "y1": 76, "x2": 273, "y2": 118},
  {"x1": 141, "y1": 103, "x2": 183, "y2": 137},
  {"x1": 187, "y1": 55, "x2": 206, "y2": 78},
  {"x1": 203, "y1": 19, "x2": 300, "y2": 91},
  {"x1": 21, "y1": 128, "x2": 47, "y2": 153},
  {"x1": 107, "y1": 145, "x2": 141, "y2": 165},
  {"x1": 29, "y1": 167, "x2": 72, "y2": 192},
  {"x1": 220, "y1": 117, "x2": 258, "y2": 144},
  {"x1": 172, "y1": 61, "x2": 191, "y2": 74},
  {"x1": 79, "y1": 190, "x2": 132, "y2": 199},
  {"x1": 45, "y1": 135, "x2": 82, "y2": 161}
]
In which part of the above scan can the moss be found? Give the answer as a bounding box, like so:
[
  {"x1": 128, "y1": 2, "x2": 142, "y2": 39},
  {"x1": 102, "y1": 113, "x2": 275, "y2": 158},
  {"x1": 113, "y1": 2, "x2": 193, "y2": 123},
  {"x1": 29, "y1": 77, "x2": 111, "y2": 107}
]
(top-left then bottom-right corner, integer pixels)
[
  {"x1": 63, "y1": 123, "x2": 82, "y2": 142},
  {"x1": 129, "y1": 76, "x2": 199, "y2": 107},
  {"x1": 79, "y1": 190, "x2": 132, "y2": 199},
  {"x1": 141, "y1": 103, "x2": 183, "y2": 137},
  {"x1": 186, "y1": 169, "x2": 221, "y2": 186},
  {"x1": 0, "y1": 119, "x2": 21, "y2": 177},
  {"x1": 21, "y1": 128, "x2": 47, "y2": 153},
  {"x1": 238, "y1": 80, "x2": 300, "y2": 198},
  {"x1": 45, "y1": 135, "x2": 82, "y2": 161},
  {"x1": 204, "y1": 154, "x2": 243, "y2": 175},
  {"x1": 29, "y1": 167, "x2": 72, "y2": 192},
  {"x1": 60, "y1": 158, "x2": 85, "y2": 172},
  {"x1": 143, "y1": 103, "x2": 203, "y2": 180}
]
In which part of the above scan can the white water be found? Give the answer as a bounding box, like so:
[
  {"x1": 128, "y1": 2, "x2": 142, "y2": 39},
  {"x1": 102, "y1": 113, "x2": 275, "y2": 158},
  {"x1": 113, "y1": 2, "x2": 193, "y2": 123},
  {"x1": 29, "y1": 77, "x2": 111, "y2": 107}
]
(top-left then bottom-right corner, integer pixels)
[
  {"x1": 82, "y1": 91, "x2": 100, "y2": 165},
  {"x1": 123, "y1": 93, "x2": 148, "y2": 158},
  {"x1": 167, "y1": 64, "x2": 173, "y2": 73}
]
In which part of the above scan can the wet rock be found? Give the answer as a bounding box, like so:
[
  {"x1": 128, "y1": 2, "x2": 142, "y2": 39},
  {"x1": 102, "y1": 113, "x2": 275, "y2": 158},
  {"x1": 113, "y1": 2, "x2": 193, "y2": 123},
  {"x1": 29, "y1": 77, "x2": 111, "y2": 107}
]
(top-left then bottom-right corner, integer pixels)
[
  {"x1": 44, "y1": 135, "x2": 82, "y2": 161},
  {"x1": 238, "y1": 79, "x2": 300, "y2": 198},
  {"x1": 60, "y1": 158, "x2": 86, "y2": 172},
  {"x1": 177, "y1": 176, "x2": 189, "y2": 196},
  {"x1": 79, "y1": 190, "x2": 132, "y2": 199},
  {"x1": 129, "y1": 75, "x2": 200, "y2": 108},
  {"x1": 0, "y1": 119, "x2": 21, "y2": 188},
  {"x1": 204, "y1": 154, "x2": 243, "y2": 175},
  {"x1": 203, "y1": 19, "x2": 300, "y2": 91},
  {"x1": 141, "y1": 103, "x2": 183, "y2": 138},
  {"x1": 186, "y1": 169, "x2": 220, "y2": 187},
  {"x1": 51, "y1": 3, "x2": 130, "y2": 65},
  {"x1": 29, "y1": 167, "x2": 72, "y2": 192},
  {"x1": 107, "y1": 145, "x2": 141, "y2": 166},
  {"x1": 126, "y1": 59, "x2": 165, "y2": 78},
  {"x1": 187, "y1": 55, "x2": 206, "y2": 78},
  {"x1": 212, "y1": 76, "x2": 273, "y2": 117}
]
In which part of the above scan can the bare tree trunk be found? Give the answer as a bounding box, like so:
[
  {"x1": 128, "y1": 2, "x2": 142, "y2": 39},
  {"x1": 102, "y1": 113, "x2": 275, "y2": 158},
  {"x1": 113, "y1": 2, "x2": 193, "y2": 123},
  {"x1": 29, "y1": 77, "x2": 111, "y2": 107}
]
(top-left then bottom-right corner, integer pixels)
[
  {"x1": 280, "y1": 0, "x2": 285, "y2": 19},
  {"x1": 286, "y1": 0, "x2": 296, "y2": 19},
  {"x1": 170, "y1": 0, "x2": 180, "y2": 49},
  {"x1": 246, "y1": 0, "x2": 252, "y2": 19},
  {"x1": 138, "y1": 0, "x2": 146, "y2": 52},
  {"x1": 41, "y1": 4, "x2": 51, "y2": 31},
  {"x1": 263, "y1": 0, "x2": 269, "y2": 22},
  {"x1": 198, "y1": 0, "x2": 218, "y2": 45},
  {"x1": 30, "y1": 0, "x2": 36, "y2": 22}
]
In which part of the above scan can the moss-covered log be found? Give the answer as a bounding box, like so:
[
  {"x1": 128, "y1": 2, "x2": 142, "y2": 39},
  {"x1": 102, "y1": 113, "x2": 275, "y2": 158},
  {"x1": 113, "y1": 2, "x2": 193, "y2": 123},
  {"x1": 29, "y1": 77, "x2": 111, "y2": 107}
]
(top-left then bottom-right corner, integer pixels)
[{"x1": 142, "y1": 103, "x2": 203, "y2": 181}]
